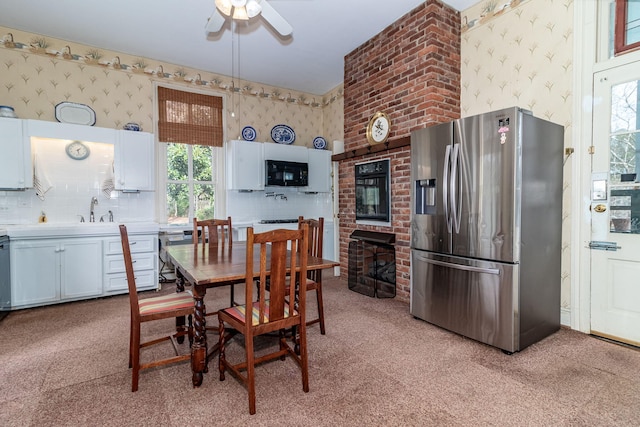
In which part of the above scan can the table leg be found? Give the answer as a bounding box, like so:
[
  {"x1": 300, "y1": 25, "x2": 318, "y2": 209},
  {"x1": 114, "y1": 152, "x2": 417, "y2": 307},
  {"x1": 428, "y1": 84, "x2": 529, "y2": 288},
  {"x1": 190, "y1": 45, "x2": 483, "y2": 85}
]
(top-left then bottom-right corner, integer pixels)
[
  {"x1": 191, "y1": 284, "x2": 207, "y2": 387},
  {"x1": 175, "y1": 270, "x2": 186, "y2": 344}
]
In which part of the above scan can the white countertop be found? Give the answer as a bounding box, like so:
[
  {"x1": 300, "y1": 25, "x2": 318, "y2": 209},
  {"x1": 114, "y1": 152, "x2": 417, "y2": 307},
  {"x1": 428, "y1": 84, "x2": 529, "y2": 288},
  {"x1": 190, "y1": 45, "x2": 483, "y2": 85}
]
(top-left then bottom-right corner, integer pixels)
[{"x1": 3, "y1": 222, "x2": 159, "y2": 239}]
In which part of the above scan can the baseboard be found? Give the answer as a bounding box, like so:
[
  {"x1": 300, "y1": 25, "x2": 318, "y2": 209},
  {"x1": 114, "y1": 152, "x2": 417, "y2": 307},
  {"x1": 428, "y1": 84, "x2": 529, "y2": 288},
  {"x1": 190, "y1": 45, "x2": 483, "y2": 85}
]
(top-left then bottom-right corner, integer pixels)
[{"x1": 561, "y1": 308, "x2": 571, "y2": 327}]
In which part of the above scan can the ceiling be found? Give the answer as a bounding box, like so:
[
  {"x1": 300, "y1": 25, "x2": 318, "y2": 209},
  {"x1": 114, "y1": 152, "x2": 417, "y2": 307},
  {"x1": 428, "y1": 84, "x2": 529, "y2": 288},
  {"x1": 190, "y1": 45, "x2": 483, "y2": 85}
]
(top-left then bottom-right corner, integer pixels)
[{"x1": 0, "y1": 0, "x2": 476, "y2": 96}]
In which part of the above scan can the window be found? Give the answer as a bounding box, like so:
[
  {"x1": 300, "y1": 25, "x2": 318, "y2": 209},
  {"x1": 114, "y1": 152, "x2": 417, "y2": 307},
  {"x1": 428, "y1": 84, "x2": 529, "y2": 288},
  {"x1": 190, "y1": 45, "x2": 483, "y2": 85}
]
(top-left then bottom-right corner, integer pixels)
[
  {"x1": 615, "y1": 0, "x2": 640, "y2": 55},
  {"x1": 157, "y1": 86, "x2": 225, "y2": 224}
]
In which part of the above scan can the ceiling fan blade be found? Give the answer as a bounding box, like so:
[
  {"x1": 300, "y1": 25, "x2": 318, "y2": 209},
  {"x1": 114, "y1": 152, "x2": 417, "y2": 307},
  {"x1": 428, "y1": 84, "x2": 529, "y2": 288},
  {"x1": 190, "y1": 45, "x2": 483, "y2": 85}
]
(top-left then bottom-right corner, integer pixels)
[
  {"x1": 259, "y1": 0, "x2": 293, "y2": 36},
  {"x1": 205, "y1": 9, "x2": 226, "y2": 34}
]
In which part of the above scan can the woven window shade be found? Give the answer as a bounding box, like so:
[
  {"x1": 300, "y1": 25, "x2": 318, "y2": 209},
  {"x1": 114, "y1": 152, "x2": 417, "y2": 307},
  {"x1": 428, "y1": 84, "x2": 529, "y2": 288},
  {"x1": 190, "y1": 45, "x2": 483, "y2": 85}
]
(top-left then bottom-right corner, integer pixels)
[{"x1": 158, "y1": 87, "x2": 223, "y2": 147}]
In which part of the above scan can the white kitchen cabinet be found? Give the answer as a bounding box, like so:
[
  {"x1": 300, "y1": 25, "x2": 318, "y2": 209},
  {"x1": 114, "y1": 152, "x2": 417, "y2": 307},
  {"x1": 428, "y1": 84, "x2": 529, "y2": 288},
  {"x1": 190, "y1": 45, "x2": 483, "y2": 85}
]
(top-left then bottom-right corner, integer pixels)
[
  {"x1": 59, "y1": 239, "x2": 104, "y2": 299},
  {"x1": 10, "y1": 238, "x2": 103, "y2": 308},
  {"x1": 305, "y1": 149, "x2": 332, "y2": 193},
  {"x1": 103, "y1": 234, "x2": 158, "y2": 293},
  {"x1": 26, "y1": 119, "x2": 117, "y2": 143},
  {"x1": 0, "y1": 117, "x2": 31, "y2": 189},
  {"x1": 114, "y1": 130, "x2": 155, "y2": 191},
  {"x1": 227, "y1": 139, "x2": 264, "y2": 191},
  {"x1": 263, "y1": 142, "x2": 308, "y2": 162},
  {"x1": 323, "y1": 221, "x2": 335, "y2": 262}
]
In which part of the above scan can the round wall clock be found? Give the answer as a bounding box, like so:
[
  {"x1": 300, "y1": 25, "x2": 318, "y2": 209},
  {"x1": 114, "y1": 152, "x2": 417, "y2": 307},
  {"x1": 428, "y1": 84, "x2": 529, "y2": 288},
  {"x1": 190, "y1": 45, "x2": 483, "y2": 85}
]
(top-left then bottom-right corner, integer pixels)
[
  {"x1": 65, "y1": 140, "x2": 90, "y2": 160},
  {"x1": 366, "y1": 111, "x2": 391, "y2": 145}
]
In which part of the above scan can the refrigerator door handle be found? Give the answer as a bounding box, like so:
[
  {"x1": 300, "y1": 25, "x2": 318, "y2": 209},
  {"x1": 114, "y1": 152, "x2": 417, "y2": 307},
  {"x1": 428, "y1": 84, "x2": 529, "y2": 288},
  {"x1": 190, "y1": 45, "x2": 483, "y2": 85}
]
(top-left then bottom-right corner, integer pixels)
[
  {"x1": 443, "y1": 144, "x2": 452, "y2": 232},
  {"x1": 450, "y1": 143, "x2": 462, "y2": 233},
  {"x1": 417, "y1": 255, "x2": 501, "y2": 275}
]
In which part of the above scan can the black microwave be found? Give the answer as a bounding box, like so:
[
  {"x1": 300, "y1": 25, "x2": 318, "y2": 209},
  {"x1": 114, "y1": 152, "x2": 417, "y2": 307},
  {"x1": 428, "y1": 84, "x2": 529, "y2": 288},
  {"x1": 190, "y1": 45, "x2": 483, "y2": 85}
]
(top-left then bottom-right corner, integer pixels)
[{"x1": 265, "y1": 160, "x2": 308, "y2": 187}]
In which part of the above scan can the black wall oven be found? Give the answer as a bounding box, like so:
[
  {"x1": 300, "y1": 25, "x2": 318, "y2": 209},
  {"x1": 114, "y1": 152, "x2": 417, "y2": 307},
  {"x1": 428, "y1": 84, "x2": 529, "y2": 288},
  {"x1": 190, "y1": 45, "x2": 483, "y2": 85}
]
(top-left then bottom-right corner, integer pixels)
[{"x1": 355, "y1": 159, "x2": 391, "y2": 224}]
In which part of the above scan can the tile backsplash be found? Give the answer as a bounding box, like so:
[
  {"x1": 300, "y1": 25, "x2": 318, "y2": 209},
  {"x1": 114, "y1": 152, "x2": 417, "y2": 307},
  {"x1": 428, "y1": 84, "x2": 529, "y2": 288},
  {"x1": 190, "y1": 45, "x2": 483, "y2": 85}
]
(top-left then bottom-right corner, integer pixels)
[
  {"x1": 226, "y1": 187, "x2": 332, "y2": 223},
  {"x1": 0, "y1": 136, "x2": 154, "y2": 224}
]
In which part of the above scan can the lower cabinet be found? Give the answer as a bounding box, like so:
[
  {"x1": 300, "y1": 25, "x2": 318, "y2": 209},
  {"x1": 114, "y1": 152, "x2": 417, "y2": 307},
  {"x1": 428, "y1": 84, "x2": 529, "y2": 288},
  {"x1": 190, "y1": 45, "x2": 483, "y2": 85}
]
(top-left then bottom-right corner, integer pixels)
[
  {"x1": 103, "y1": 234, "x2": 157, "y2": 293},
  {"x1": 11, "y1": 238, "x2": 103, "y2": 308},
  {"x1": 10, "y1": 233, "x2": 158, "y2": 309}
]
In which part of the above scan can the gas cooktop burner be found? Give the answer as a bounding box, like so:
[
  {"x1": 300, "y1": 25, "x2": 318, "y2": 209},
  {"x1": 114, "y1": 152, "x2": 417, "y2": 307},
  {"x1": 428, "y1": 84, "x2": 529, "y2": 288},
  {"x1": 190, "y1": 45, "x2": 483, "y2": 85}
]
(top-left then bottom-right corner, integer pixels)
[{"x1": 259, "y1": 219, "x2": 298, "y2": 224}]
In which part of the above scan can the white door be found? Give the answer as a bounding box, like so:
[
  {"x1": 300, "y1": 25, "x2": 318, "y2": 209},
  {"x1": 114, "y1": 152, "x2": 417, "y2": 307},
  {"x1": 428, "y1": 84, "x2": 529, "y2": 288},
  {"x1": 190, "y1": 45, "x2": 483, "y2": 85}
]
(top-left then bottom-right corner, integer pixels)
[{"x1": 591, "y1": 64, "x2": 640, "y2": 347}]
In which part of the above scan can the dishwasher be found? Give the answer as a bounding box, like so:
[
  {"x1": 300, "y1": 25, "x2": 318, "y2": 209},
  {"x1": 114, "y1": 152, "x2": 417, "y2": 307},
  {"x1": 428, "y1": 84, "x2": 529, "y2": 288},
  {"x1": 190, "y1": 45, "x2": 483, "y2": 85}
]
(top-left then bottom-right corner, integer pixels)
[{"x1": 0, "y1": 235, "x2": 10, "y2": 317}]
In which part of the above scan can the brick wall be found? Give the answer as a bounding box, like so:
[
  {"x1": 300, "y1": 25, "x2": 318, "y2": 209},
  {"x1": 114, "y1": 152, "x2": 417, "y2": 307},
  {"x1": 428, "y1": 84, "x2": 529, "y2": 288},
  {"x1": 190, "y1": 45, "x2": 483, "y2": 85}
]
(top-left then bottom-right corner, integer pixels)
[{"x1": 337, "y1": 0, "x2": 460, "y2": 302}]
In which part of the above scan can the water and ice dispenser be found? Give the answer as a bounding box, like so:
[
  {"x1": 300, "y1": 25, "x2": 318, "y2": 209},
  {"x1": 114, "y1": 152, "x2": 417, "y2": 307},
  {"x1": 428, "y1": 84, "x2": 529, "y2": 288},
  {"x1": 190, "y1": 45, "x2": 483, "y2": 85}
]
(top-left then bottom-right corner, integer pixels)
[{"x1": 415, "y1": 179, "x2": 436, "y2": 215}]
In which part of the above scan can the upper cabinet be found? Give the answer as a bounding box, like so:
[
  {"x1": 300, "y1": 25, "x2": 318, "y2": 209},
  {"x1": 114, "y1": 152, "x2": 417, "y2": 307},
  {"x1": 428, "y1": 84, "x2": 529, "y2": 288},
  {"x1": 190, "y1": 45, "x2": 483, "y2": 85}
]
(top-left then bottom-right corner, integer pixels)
[
  {"x1": 225, "y1": 140, "x2": 332, "y2": 192},
  {"x1": 114, "y1": 130, "x2": 155, "y2": 191},
  {"x1": 227, "y1": 140, "x2": 264, "y2": 191},
  {"x1": 0, "y1": 118, "x2": 31, "y2": 189},
  {"x1": 26, "y1": 119, "x2": 116, "y2": 143},
  {"x1": 22, "y1": 119, "x2": 154, "y2": 192},
  {"x1": 305, "y1": 149, "x2": 332, "y2": 193},
  {"x1": 263, "y1": 142, "x2": 308, "y2": 162}
]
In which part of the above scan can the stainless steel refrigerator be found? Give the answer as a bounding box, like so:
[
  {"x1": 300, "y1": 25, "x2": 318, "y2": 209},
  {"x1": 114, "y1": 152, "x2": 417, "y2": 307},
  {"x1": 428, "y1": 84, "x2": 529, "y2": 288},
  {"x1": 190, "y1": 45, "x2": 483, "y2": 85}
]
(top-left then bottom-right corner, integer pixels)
[{"x1": 410, "y1": 107, "x2": 564, "y2": 353}]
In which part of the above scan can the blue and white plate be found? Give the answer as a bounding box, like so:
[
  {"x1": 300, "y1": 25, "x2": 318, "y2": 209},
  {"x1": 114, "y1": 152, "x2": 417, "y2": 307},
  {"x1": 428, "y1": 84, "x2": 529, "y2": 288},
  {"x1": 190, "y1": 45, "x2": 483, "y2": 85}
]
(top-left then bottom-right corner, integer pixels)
[
  {"x1": 242, "y1": 125, "x2": 256, "y2": 141},
  {"x1": 271, "y1": 124, "x2": 295, "y2": 144},
  {"x1": 313, "y1": 136, "x2": 327, "y2": 150}
]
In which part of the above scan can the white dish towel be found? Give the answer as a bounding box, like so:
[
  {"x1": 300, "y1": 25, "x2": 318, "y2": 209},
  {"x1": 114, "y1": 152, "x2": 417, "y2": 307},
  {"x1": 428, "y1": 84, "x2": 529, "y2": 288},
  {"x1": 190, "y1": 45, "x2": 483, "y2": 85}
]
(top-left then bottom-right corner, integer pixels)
[
  {"x1": 101, "y1": 162, "x2": 115, "y2": 199},
  {"x1": 33, "y1": 154, "x2": 52, "y2": 200}
]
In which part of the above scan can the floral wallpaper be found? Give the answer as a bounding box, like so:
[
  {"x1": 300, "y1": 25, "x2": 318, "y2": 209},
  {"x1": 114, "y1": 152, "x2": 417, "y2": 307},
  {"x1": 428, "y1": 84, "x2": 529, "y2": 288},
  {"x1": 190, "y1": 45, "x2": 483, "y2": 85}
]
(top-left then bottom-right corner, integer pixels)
[
  {"x1": 460, "y1": 0, "x2": 574, "y2": 311},
  {"x1": 0, "y1": 26, "x2": 343, "y2": 150}
]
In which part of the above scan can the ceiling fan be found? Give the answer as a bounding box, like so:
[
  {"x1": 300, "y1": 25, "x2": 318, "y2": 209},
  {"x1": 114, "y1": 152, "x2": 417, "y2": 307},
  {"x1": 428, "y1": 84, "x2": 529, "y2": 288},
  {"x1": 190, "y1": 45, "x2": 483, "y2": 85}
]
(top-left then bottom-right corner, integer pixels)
[{"x1": 205, "y1": 0, "x2": 293, "y2": 36}]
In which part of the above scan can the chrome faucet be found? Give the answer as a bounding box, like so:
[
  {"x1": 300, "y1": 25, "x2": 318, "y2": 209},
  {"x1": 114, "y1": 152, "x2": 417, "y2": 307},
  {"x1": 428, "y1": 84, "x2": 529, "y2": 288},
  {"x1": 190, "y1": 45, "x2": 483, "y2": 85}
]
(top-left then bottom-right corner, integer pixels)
[
  {"x1": 100, "y1": 210, "x2": 114, "y2": 223},
  {"x1": 90, "y1": 196, "x2": 99, "y2": 222}
]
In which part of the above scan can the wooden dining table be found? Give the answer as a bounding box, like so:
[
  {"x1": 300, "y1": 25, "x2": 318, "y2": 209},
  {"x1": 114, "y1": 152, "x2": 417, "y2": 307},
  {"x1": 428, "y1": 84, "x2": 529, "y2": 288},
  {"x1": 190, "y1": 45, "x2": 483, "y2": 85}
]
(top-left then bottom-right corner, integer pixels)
[{"x1": 165, "y1": 241, "x2": 339, "y2": 387}]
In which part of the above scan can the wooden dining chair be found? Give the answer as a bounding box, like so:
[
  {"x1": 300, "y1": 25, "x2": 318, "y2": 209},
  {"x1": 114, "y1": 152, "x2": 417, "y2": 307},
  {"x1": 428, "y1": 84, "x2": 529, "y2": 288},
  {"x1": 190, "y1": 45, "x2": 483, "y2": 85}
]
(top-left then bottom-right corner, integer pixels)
[
  {"x1": 119, "y1": 225, "x2": 194, "y2": 392},
  {"x1": 193, "y1": 216, "x2": 238, "y2": 306},
  {"x1": 218, "y1": 224, "x2": 310, "y2": 415},
  {"x1": 193, "y1": 216, "x2": 232, "y2": 248},
  {"x1": 297, "y1": 216, "x2": 326, "y2": 334}
]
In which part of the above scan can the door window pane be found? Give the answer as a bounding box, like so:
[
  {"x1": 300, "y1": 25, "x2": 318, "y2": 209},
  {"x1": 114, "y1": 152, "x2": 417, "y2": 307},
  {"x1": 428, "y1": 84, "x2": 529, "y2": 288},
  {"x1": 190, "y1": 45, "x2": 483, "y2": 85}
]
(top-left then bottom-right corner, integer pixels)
[
  {"x1": 609, "y1": 79, "x2": 640, "y2": 233},
  {"x1": 609, "y1": 80, "x2": 639, "y2": 183}
]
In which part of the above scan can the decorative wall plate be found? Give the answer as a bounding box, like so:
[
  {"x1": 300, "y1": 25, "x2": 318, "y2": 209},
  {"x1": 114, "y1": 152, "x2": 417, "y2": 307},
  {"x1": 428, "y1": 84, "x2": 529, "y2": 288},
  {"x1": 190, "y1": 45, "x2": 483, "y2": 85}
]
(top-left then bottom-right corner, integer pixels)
[
  {"x1": 271, "y1": 124, "x2": 295, "y2": 144},
  {"x1": 313, "y1": 136, "x2": 327, "y2": 149},
  {"x1": 242, "y1": 125, "x2": 257, "y2": 141},
  {"x1": 123, "y1": 122, "x2": 142, "y2": 131},
  {"x1": 55, "y1": 102, "x2": 96, "y2": 126}
]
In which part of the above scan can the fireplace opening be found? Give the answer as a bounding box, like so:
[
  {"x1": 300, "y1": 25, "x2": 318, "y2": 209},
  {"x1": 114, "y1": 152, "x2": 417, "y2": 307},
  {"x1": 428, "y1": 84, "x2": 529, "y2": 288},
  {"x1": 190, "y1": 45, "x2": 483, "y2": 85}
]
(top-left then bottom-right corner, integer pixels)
[{"x1": 348, "y1": 230, "x2": 396, "y2": 298}]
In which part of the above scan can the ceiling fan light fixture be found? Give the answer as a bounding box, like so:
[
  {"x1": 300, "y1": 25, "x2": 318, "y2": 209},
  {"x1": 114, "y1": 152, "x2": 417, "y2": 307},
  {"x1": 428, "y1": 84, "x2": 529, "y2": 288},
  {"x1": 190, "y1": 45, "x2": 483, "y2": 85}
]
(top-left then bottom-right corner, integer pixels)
[
  {"x1": 232, "y1": 6, "x2": 249, "y2": 20},
  {"x1": 245, "y1": 0, "x2": 262, "y2": 18},
  {"x1": 215, "y1": 0, "x2": 233, "y2": 16}
]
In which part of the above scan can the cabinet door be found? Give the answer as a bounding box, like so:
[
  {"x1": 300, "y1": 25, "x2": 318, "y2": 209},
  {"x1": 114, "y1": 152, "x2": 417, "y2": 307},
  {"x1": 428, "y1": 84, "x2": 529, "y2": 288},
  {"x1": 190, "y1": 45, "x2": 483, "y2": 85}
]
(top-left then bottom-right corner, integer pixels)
[
  {"x1": 263, "y1": 142, "x2": 309, "y2": 162},
  {"x1": 227, "y1": 140, "x2": 264, "y2": 190},
  {"x1": 323, "y1": 221, "x2": 335, "y2": 261},
  {"x1": 115, "y1": 131, "x2": 155, "y2": 191},
  {"x1": 60, "y1": 239, "x2": 103, "y2": 299},
  {"x1": 0, "y1": 117, "x2": 30, "y2": 189},
  {"x1": 306, "y1": 149, "x2": 332, "y2": 192},
  {"x1": 10, "y1": 240, "x2": 59, "y2": 307}
]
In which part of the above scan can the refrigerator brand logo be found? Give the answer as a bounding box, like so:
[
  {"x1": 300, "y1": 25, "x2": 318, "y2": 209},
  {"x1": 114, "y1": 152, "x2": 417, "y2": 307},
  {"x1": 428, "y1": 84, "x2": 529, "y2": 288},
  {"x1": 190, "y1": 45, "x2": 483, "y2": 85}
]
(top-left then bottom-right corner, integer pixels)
[{"x1": 498, "y1": 126, "x2": 509, "y2": 144}]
